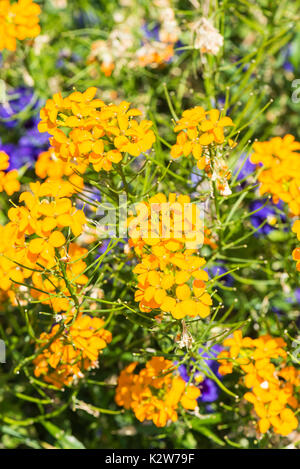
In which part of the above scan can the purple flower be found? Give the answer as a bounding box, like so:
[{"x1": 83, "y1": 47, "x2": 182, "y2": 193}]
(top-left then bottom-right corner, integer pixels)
[
  {"x1": 250, "y1": 199, "x2": 285, "y2": 236},
  {"x1": 0, "y1": 118, "x2": 50, "y2": 170},
  {"x1": 294, "y1": 288, "x2": 300, "y2": 304},
  {"x1": 1, "y1": 142, "x2": 38, "y2": 169},
  {"x1": 0, "y1": 87, "x2": 35, "y2": 128},
  {"x1": 142, "y1": 23, "x2": 160, "y2": 42},
  {"x1": 0, "y1": 90, "x2": 50, "y2": 169},
  {"x1": 282, "y1": 44, "x2": 294, "y2": 73},
  {"x1": 178, "y1": 344, "x2": 223, "y2": 403}
]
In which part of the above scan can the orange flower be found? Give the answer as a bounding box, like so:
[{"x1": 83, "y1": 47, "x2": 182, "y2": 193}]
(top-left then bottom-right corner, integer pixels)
[
  {"x1": 171, "y1": 107, "x2": 234, "y2": 170},
  {"x1": 34, "y1": 313, "x2": 112, "y2": 388},
  {"x1": 38, "y1": 88, "x2": 155, "y2": 172},
  {"x1": 0, "y1": 151, "x2": 20, "y2": 195},
  {"x1": 0, "y1": 168, "x2": 20, "y2": 195},
  {"x1": 35, "y1": 147, "x2": 86, "y2": 196},
  {"x1": 0, "y1": 0, "x2": 41, "y2": 51},
  {"x1": 115, "y1": 357, "x2": 200, "y2": 427},
  {"x1": 218, "y1": 330, "x2": 299, "y2": 437},
  {"x1": 251, "y1": 135, "x2": 300, "y2": 216}
]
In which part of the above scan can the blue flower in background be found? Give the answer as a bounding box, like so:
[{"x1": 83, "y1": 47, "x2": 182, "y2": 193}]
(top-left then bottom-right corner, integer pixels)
[
  {"x1": 0, "y1": 88, "x2": 50, "y2": 169},
  {"x1": 178, "y1": 345, "x2": 223, "y2": 403},
  {"x1": 142, "y1": 23, "x2": 160, "y2": 42},
  {"x1": 294, "y1": 288, "x2": 300, "y2": 304},
  {"x1": 234, "y1": 153, "x2": 257, "y2": 185},
  {"x1": 0, "y1": 87, "x2": 35, "y2": 128},
  {"x1": 282, "y1": 44, "x2": 294, "y2": 73},
  {"x1": 250, "y1": 199, "x2": 286, "y2": 236}
]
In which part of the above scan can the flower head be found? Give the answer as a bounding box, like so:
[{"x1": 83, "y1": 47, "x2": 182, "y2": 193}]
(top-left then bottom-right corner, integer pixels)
[{"x1": 0, "y1": 0, "x2": 41, "y2": 51}]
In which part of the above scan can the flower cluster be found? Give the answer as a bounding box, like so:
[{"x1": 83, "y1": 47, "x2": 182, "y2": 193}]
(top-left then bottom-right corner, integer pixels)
[
  {"x1": 217, "y1": 330, "x2": 299, "y2": 436},
  {"x1": 128, "y1": 193, "x2": 213, "y2": 319},
  {"x1": 0, "y1": 0, "x2": 41, "y2": 51},
  {"x1": 251, "y1": 134, "x2": 300, "y2": 272},
  {"x1": 250, "y1": 135, "x2": 300, "y2": 216},
  {"x1": 115, "y1": 357, "x2": 200, "y2": 427},
  {"x1": 0, "y1": 151, "x2": 20, "y2": 195},
  {"x1": 88, "y1": 0, "x2": 181, "y2": 75},
  {"x1": 292, "y1": 220, "x2": 300, "y2": 271},
  {"x1": 34, "y1": 314, "x2": 112, "y2": 388},
  {"x1": 0, "y1": 180, "x2": 87, "y2": 312},
  {"x1": 191, "y1": 17, "x2": 224, "y2": 55},
  {"x1": 38, "y1": 88, "x2": 155, "y2": 172},
  {"x1": 136, "y1": 0, "x2": 181, "y2": 69},
  {"x1": 35, "y1": 147, "x2": 86, "y2": 197},
  {"x1": 171, "y1": 107, "x2": 234, "y2": 195}
]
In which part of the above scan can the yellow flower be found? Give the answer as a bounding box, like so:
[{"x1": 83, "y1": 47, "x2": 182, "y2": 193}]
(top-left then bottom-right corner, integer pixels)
[
  {"x1": 0, "y1": 0, "x2": 41, "y2": 51},
  {"x1": 38, "y1": 89, "x2": 155, "y2": 172},
  {"x1": 218, "y1": 330, "x2": 299, "y2": 437}
]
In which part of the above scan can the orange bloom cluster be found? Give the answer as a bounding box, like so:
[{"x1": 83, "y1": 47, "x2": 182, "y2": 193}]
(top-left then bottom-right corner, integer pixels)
[
  {"x1": 251, "y1": 135, "x2": 300, "y2": 272},
  {"x1": 34, "y1": 314, "x2": 112, "y2": 388},
  {"x1": 218, "y1": 330, "x2": 299, "y2": 437},
  {"x1": 35, "y1": 147, "x2": 86, "y2": 197},
  {"x1": 134, "y1": 250, "x2": 212, "y2": 319},
  {"x1": 0, "y1": 0, "x2": 41, "y2": 51},
  {"x1": 38, "y1": 87, "x2": 156, "y2": 172},
  {"x1": 0, "y1": 151, "x2": 20, "y2": 195},
  {"x1": 128, "y1": 192, "x2": 213, "y2": 254},
  {"x1": 292, "y1": 221, "x2": 300, "y2": 271},
  {"x1": 137, "y1": 42, "x2": 175, "y2": 69},
  {"x1": 0, "y1": 180, "x2": 87, "y2": 311},
  {"x1": 115, "y1": 357, "x2": 200, "y2": 427},
  {"x1": 128, "y1": 193, "x2": 213, "y2": 319},
  {"x1": 250, "y1": 135, "x2": 300, "y2": 216}
]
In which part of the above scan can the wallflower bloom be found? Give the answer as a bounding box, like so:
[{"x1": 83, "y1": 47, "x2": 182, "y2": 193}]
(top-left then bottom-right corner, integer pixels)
[
  {"x1": 0, "y1": 0, "x2": 41, "y2": 51},
  {"x1": 34, "y1": 314, "x2": 112, "y2": 388},
  {"x1": 171, "y1": 107, "x2": 234, "y2": 195},
  {"x1": 0, "y1": 180, "x2": 87, "y2": 312},
  {"x1": 292, "y1": 247, "x2": 300, "y2": 272},
  {"x1": 128, "y1": 192, "x2": 206, "y2": 253},
  {"x1": 134, "y1": 250, "x2": 212, "y2": 319},
  {"x1": 38, "y1": 88, "x2": 155, "y2": 172},
  {"x1": 217, "y1": 330, "x2": 299, "y2": 437},
  {"x1": 250, "y1": 135, "x2": 300, "y2": 216},
  {"x1": 251, "y1": 135, "x2": 300, "y2": 271},
  {"x1": 115, "y1": 357, "x2": 200, "y2": 427},
  {"x1": 0, "y1": 151, "x2": 20, "y2": 195}
]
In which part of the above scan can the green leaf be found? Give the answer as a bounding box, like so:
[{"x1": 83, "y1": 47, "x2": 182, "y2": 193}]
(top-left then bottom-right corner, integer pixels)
[
  {"x1": 190, "y1": 413, "x2": 222, "y2": 426},
  {"x1": 191, "y1": 423, "x2": 225, "y2": 447},
  {"x1": 42, "y1": 422, "x2": 85, "y2": 450}
]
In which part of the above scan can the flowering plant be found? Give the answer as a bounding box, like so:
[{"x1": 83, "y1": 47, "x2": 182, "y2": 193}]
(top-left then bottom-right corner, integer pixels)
[{"x1": 0, "y1": 0, "x2": 299, "y2": 451}]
